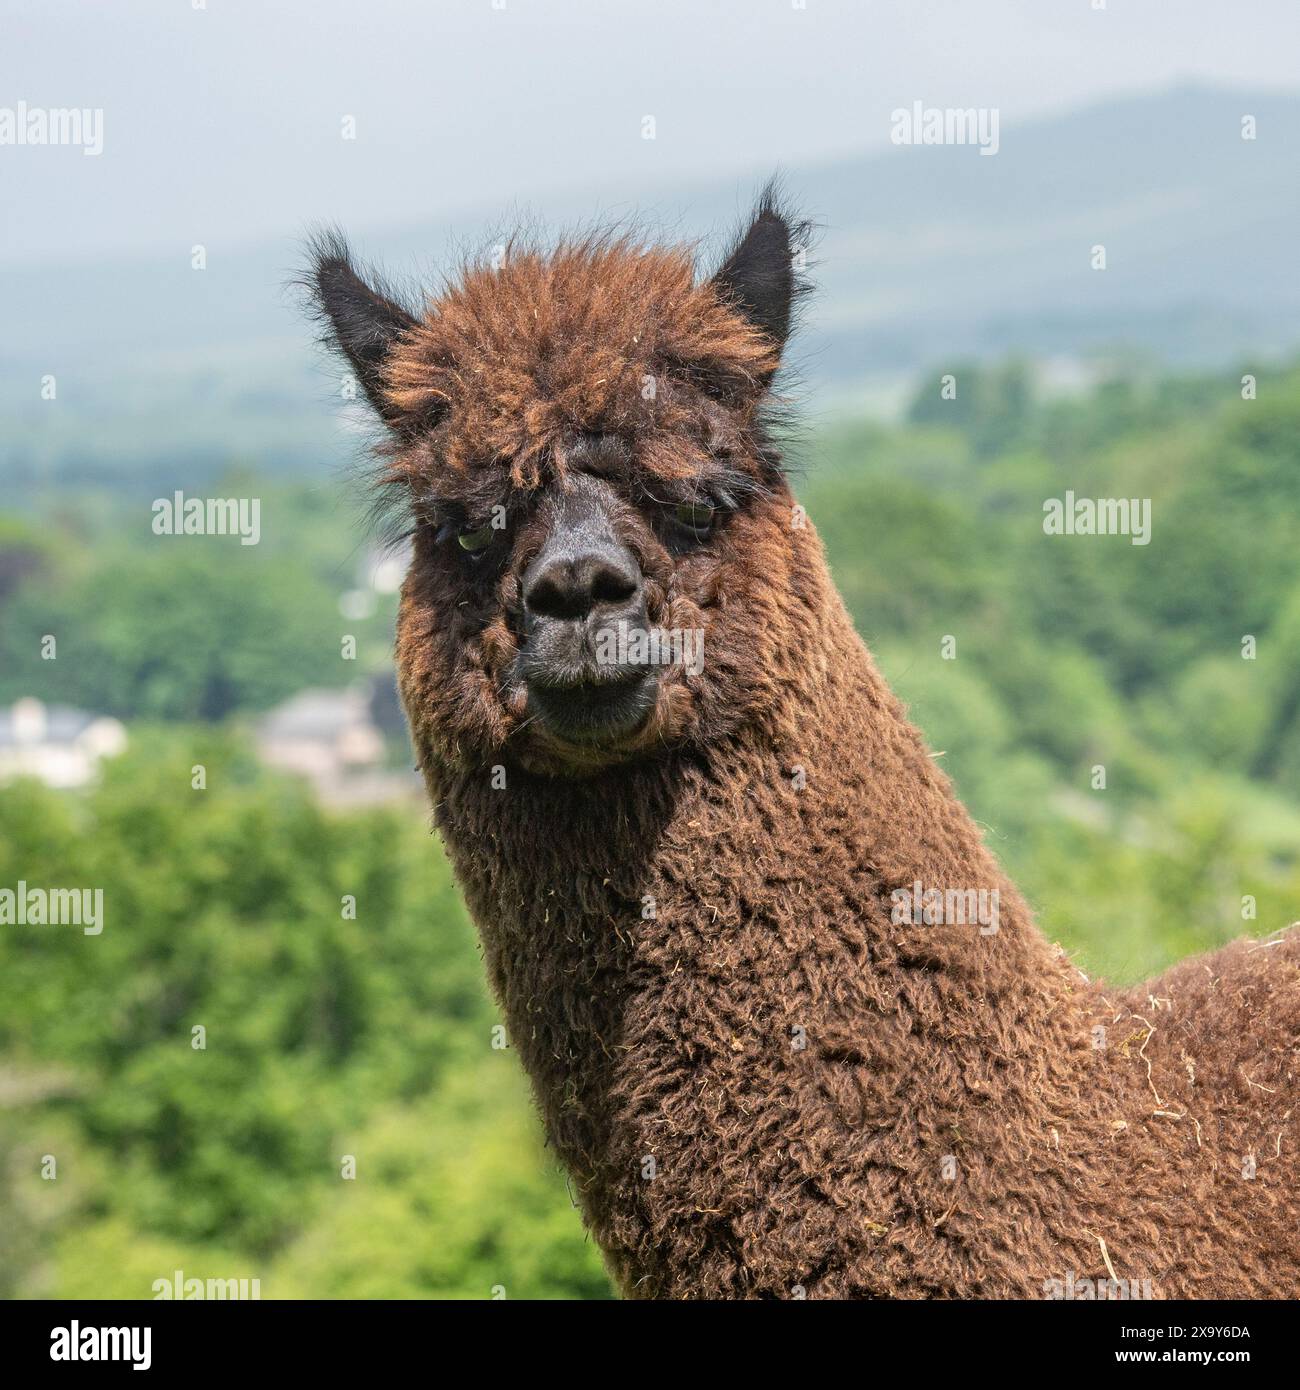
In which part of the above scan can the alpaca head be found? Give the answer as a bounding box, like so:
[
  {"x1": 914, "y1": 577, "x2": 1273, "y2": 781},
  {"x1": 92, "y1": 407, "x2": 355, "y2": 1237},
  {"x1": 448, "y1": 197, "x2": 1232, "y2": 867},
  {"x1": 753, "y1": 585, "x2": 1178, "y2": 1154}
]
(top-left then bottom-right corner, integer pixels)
[{"x1": 310, "y1": 193, "x2": 813, "y2": 776}]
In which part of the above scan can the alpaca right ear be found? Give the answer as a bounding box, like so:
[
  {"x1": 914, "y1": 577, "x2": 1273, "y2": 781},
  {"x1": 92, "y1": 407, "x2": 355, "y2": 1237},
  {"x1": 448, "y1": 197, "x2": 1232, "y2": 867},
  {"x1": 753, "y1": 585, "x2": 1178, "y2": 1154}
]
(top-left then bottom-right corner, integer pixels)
[
  {"x1": 306, "y1": 231, "x2": 420, "y2": 428},
  {"x1": 710, "y1": 188, "x2": 807, "y2": 359}
]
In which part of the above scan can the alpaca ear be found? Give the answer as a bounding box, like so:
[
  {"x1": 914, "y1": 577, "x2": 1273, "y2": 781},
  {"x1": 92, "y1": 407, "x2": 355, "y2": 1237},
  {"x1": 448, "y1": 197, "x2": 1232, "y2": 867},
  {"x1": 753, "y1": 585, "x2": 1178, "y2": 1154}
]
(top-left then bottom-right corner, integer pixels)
[
  {"x1": 710, "y1": 195, "x2": 802, "y2": 357},
  {"x1": 306, "y1": 231, "x2": 420, "y2": 427}
]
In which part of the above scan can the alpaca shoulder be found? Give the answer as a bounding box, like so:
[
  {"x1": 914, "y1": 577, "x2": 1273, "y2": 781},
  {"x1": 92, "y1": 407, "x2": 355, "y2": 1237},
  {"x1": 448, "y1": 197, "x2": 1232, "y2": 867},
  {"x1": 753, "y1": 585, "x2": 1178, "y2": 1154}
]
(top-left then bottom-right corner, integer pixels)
[{"x1": 1113, "y1": 928, "x2": 1300, "y2": 1115}]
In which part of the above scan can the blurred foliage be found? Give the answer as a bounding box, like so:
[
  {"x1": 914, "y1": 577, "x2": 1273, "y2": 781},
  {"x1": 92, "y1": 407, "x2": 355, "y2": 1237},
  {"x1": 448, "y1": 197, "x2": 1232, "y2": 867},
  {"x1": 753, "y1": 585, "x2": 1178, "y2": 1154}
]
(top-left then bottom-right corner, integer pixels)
[
  {"x1": 0, "y1": 359, "x2": 1298, "y2": 1298},
  {"x1": 0, "y1": 475, "x2": 395, "y2": 721},
  {"x1": 0, "y1": 734, "x2": 610, "y2": 1299}
]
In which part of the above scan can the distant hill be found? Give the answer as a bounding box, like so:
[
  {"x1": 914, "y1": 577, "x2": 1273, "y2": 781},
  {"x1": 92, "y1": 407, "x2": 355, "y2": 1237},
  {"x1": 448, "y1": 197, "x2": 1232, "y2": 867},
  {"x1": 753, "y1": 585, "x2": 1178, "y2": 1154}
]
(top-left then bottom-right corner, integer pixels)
[
  {"x1": 4, "y1": 83, "x2": 1298, "y2": 486},
  {"x1": 799, "y1": 84, "x2": 1300, "y2": 391}
]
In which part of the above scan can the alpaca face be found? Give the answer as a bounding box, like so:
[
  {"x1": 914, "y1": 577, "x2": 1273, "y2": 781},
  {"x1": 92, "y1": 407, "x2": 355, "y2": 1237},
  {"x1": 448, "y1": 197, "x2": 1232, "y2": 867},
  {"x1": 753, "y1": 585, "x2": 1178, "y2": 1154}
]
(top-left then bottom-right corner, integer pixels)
[
  {"x1": 310, "y1": 195, "x2": 807, "y2": 774},
  {"x1": 391, "y1": 429, "x2": 801, "y2": 776}
]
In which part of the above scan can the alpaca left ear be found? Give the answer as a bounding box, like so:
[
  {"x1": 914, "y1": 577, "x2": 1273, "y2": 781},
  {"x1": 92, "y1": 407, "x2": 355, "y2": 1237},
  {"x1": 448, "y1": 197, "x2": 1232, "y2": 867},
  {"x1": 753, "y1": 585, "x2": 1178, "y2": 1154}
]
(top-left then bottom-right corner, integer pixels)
[
  {"x1": 710, "y1": 194, "x2": 802, "y2": 357},
  {"x1": 306, "y1": 230, "x2": 419, "y2": 428}
]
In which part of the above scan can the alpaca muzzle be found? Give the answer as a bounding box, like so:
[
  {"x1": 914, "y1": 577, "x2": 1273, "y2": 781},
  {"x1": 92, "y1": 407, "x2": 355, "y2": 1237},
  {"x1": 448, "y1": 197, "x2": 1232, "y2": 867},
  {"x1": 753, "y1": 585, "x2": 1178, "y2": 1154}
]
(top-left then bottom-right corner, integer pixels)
[{"x1": 517, "y1": 483, "x2": 659, "y2": 744}]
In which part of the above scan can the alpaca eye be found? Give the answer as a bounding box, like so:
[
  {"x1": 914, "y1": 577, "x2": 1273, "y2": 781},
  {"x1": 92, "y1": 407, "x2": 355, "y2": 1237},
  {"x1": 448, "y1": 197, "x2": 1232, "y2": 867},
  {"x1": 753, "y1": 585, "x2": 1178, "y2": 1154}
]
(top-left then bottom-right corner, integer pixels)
[
  {"x1": 673, "y1": 502, "x2": 716, "y2": 537},
  {"x1": 457, "y1": 524, "x2": 496, "y2": 553}
]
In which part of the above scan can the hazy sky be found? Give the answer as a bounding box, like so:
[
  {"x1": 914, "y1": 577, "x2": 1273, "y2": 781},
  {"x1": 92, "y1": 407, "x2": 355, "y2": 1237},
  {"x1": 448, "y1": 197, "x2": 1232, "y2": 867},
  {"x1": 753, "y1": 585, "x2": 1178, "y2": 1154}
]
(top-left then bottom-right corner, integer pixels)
[{"x1": 3, "y1": 0, "x2": 1299, "y2": 266}]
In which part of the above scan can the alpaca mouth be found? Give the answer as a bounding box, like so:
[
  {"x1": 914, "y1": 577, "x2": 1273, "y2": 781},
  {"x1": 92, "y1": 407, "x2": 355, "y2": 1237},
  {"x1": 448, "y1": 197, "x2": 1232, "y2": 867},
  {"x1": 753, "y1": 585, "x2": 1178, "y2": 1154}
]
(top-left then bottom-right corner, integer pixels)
[{"x1": 524, "y1": 667, "x2": 659, "y2": 745}]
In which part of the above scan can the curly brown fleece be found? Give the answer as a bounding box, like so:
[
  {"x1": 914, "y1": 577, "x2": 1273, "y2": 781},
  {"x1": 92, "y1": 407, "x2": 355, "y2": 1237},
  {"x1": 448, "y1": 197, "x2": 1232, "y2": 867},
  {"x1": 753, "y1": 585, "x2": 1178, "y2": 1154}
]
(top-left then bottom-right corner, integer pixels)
[{"x1": 310, "y1": 198, "x2": 1300, "y2": 1299}]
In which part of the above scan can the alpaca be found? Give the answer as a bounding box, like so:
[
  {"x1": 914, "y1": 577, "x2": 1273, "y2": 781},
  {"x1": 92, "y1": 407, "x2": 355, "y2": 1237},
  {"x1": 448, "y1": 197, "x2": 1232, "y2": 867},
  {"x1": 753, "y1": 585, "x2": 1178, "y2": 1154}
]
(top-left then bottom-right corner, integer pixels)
[{"x1": 307, "y1": 193, "x2": 1300, "y2": 1299}]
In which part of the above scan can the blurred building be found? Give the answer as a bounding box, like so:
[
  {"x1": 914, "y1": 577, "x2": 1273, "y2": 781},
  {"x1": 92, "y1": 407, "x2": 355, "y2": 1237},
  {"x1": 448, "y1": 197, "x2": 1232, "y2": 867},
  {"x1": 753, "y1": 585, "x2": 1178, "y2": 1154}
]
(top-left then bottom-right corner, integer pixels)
[
  {"x1": 0, "y1": 697, "x2": 128, "y2": 789},
  {"x1": 253, "y1": 678, "x2": 418, "y2": 807}
]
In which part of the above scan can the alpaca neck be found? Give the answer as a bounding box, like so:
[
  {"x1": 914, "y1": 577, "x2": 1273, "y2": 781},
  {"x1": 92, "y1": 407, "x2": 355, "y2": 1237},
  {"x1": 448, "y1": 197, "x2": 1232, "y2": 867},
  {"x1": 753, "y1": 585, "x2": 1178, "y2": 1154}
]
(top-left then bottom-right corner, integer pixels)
[{"x1": 431, "y1": 557, "x2": 1104, "y2": 1296}]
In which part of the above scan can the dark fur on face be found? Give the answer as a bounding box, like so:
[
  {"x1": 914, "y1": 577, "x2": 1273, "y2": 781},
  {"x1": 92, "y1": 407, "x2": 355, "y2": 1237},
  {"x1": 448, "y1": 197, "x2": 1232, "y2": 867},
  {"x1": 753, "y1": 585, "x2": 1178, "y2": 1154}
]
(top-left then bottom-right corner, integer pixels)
[{"x1": 306, "y1": 188, "x2": 812, "y2": 777}]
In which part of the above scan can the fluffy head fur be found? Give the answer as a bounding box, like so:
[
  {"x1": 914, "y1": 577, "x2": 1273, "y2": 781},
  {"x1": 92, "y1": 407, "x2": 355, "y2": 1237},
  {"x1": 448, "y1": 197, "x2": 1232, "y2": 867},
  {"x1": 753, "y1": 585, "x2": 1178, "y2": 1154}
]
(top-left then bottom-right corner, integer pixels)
[
  {"x1": 307, "y1": 191, "x2": 1300, "y2": 1299},
  {"x1": 308, "y1": 189, "x2": 812, "y2": 776}
]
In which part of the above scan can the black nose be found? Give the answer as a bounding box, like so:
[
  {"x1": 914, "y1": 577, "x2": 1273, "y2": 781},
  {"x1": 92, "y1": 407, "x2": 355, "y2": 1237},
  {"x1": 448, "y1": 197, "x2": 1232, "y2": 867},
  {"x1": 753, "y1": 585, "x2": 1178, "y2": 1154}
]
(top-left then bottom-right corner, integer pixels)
[{"x1": 522, "y1": 543, "x2": 641, "y2": 622}]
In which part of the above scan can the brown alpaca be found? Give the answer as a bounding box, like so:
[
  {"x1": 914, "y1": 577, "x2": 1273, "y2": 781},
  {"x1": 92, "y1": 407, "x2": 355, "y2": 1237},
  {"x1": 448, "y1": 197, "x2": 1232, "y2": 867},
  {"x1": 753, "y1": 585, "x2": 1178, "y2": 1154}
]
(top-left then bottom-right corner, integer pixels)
[{"x1": 308, "y1": 193, "x2": 1300, "y2": 1299}]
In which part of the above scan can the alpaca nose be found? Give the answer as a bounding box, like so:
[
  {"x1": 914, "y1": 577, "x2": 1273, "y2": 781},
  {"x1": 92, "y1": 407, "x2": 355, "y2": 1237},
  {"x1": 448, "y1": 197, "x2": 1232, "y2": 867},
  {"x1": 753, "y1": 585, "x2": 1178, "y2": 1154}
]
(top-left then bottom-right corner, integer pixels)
[
  {"x1": 518, "y1": 489, "x2": 657, "y2": 743},
  {"x1": 522, "y1": 545, "x2": 642, "y2": 623}
]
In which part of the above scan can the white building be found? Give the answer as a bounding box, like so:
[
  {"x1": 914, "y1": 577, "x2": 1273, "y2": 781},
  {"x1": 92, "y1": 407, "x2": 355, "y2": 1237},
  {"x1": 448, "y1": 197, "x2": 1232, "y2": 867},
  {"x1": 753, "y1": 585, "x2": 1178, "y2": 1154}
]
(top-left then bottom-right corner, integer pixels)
[
  {"x1": 253, "y1": 682, "x2": 417, "y2": 807},
  {"x1": 0, "y1": 697, "x2": 128, "y2": 789}
]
